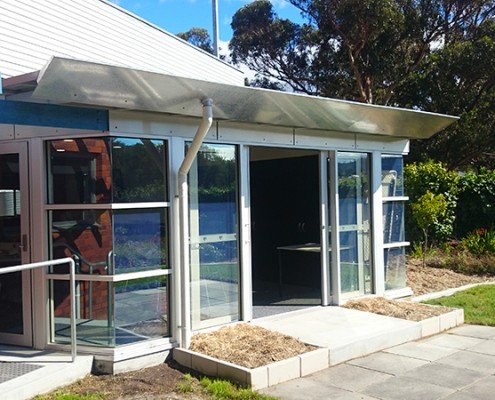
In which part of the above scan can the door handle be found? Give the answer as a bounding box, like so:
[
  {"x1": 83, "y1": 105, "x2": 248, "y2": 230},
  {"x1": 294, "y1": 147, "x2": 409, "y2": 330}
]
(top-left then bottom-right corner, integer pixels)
[{"x1": 19, "y1": 234, "x2": 28, "y2": 252}]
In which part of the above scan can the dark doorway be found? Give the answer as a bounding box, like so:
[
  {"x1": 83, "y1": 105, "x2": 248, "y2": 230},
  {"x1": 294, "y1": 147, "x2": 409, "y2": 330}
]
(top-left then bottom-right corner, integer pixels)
[{"x1": 250, "y1": 147, "x2": 321, "y2": 318}]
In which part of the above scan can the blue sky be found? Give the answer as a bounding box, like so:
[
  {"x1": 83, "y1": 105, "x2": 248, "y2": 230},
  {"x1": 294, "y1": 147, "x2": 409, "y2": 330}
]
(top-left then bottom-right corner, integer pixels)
[{"x1": 109, "y1": 0, "x2": 303, "y2": 41}]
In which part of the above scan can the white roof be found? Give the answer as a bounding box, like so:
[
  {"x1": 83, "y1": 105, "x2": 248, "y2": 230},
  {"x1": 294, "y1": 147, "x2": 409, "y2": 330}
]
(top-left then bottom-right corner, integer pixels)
[
  {"x1": 0, "y1": 0, "x2": 244, "y2": 85},
  {"x1": 32, "y1": 58, "x2": 458, "y2": 139}
]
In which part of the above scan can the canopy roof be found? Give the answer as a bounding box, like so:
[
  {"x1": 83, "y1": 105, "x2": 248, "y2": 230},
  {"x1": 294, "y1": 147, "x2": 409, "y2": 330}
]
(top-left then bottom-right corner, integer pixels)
[{"x1": 32, "y1": 57, "x2": 458, "y2": 139}]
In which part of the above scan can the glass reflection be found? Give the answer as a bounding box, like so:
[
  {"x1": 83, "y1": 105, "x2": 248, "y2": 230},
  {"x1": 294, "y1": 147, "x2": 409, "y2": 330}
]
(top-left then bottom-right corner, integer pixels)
[
  {"x1": 48, "y1": 139, "x2": 111, "y2": 204},
  {"x1": 113, "y1": 209, "x2": 168, "y2": 273},
  {"x1": 383, "y1": 202, "x2": 405, "y2": 244},
  {"x1": 384, "y1": 247, "x2": 407, "y2": 290},
  {"x1": 381, "y1": 155, "x2": 404, "y2": 197},
  {"x1": 188, "y1": 143, "x2": 240, "y2": 329},
  {"x1": 53, "y1": 277, "x2": 168, "y2": 347},
  {"x1": 338, "y1": 152, "x2": 372, "y2": 295},
  {"x1": 112, "y1": 138, "x2": 167, "y2": 202}
]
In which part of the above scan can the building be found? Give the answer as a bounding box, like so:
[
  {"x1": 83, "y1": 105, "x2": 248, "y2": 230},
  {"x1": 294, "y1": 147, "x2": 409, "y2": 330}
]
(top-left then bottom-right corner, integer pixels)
[{"x1": 0, "y1": 0, "x2": 457, "y2": 373}]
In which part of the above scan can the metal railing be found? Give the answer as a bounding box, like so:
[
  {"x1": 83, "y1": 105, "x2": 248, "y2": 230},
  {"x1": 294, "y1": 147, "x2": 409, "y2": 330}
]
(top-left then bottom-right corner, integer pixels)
[{"x1": 0, "y1": 257, "x2": 77, "y2": 362}]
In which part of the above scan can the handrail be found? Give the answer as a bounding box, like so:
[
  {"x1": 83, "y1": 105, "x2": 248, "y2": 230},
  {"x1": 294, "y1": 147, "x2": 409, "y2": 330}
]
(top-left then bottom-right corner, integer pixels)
[{"x1": 0, "y1": 257, "x2": 77, "y2": 362}]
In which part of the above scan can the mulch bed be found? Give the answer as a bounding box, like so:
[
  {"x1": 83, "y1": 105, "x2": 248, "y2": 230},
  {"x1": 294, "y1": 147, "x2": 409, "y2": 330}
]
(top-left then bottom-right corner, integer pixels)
[
  {"x1": 39, "y1": 362, "x2": 205, "y2": 400},
  {"x1": 190, "y1": 324, "x2": 316, "y2": 369},
  {"x1": 407, "y1": 257, "x2": 493, "y2": 295},
  {"x1": 343, "y1": 297, "x2": 453, "y2": 321}
]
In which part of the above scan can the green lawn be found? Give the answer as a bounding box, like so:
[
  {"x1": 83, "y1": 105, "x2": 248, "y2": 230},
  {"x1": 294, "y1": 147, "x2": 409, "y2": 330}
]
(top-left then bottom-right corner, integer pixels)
[{"x1": 424, "y1": 284, "x2": 495, "y2": 326}]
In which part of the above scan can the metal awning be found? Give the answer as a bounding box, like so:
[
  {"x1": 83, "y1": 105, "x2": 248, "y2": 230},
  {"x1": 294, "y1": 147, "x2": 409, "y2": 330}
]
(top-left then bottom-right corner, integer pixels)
[{"x1": 32, "y1": 57, "x2": 458, "y2": 139}]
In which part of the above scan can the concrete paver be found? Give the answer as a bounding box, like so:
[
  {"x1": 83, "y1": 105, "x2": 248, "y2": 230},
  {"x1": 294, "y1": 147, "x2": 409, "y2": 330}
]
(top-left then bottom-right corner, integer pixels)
[
  {"x1": 464, "y1": 339, "x2": 495, "y2": 356},
  {"x1": 449, "y1": 324, "x2": 495, "y2": 339},
  {"x1": 363, "y1": 376, "x2": 455, "y2": 400},
  {"x1": 456, "y1": 375, "x2": 495, "y2": 399},
  {"x1": 347, "y1": 352, "x2": 429, "y2": 375},
  {"x1": 262, "y1": 325, "x2": 495, "y2": 400},
  {"x1": 399, "y1": 363, "x2": 486, "y2": 389},
  {"x1": 435, "y1": 350, "x2": 495, "y2": 373},
  {"x1": 422, "y1": 333, "x2": 484, "y2": 349},
  {"x1": 383, "y1": 341, "x2": 458, "y2": 361},
  {"x1": 308, "y1": 364, "x2": 392, "y2": 392}
]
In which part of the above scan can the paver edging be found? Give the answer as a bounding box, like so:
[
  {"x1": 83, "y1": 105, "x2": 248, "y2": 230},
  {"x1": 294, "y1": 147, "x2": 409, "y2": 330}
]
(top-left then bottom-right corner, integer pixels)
[
  {"x1": 173, "y1": 347, "x2": 329, "y2": 390},
  {"x1": 418, "y1": 308, "x2": 464, "y2": 338}
]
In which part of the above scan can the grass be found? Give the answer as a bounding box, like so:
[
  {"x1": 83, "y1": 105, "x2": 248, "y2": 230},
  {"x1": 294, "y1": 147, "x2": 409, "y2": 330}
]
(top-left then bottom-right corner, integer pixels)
[
  {"x1": 179, "y1": 373, "x2": 277, "y2": 400},
  {"x1": 424, "y1": 284, "x2": 495, "y2": 326}
]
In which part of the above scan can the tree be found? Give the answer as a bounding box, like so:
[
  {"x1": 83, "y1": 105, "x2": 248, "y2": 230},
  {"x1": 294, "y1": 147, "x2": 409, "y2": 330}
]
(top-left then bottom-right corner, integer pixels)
[
  {"x1": 411, "y1": 191, "x2": 448, "y2": 267},
  {"x1": 177, "y1": 28, "x2": 214, "y2": 54},
  {"x1": 229, "y1": 1, "x2": 495, "y2": 168}
]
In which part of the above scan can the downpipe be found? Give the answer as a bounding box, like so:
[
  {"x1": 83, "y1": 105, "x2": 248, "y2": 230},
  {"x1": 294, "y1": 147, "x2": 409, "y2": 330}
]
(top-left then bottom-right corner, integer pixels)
[{"x1": 178, "y1": 98, "x2": 213, "y2": 348}]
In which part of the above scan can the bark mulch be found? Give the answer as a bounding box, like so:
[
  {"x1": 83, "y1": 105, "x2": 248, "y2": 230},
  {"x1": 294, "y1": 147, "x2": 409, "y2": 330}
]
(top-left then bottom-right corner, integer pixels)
[
  {"x1": 190, "y1": 324, "x2": 316, "y2": 369},
  {"x1": 407, "y1": 258, "x2": 493, "y2": 296},
  {"x1": 343, "y1": 297, "x2": 453, "y2": 321}
]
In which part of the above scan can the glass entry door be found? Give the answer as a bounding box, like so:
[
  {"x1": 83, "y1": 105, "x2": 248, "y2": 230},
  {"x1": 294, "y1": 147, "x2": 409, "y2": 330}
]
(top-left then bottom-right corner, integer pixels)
[{"x1": 0, "y1": 142, "x2": 32, "y2": 347}]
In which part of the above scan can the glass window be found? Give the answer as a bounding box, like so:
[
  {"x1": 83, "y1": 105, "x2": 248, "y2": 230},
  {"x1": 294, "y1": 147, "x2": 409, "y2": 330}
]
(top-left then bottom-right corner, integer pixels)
[
  {"x1": 383, "y1": 202, "x2": 405, "y2": 244},
  {"x1": 113, "y1": 209, "x2": 168, "y2": 273},
  {"x1": 50, "y1": 209, "x2": 112, "y2": 275},
  {"x1": 384, "y1": 247, "x2": 407, "y2": 290},
  {"x1": 188, "y1": 143, "x2": 240, "y2": 329},
  {"x1": 48, "y1": 137, "x2": 167, "y2": 204},
  {"x1": 338, "y1": 152, "x2": 373, "y2": 295},
  {"x1": 48, "y1": 139, "x2": 111, "y2": 204},
  {"x1": 52, "y1": 276, "x2": 169, "y2": 347},
  {"x1": 112, "y1": 138, "x2": 167, "y2": 202},
  {"x1": 381, "y1": 155, "x2": 404, "y2": 197}
]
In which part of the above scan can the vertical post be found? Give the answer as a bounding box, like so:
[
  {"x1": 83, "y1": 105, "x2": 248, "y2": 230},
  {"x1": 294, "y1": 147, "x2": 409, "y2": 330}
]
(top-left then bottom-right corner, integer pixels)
[
  {"x1": 328, "y1": 151, "x2": 342, "y2": 304},
  {"x1": 69, "y1": 258, "x2": 77, "y2": 362},
  {"x1": 372, "y1": 151, "x2": 385, "y2": 295},
  {"x1": 319, "y1": 152, "x2": 330, "y2": 305},
  {"x1": 212, "y1": 0, "x2": 219, "y2": 57},
  {"x1": 239, "y1": 145, "x2": 253, "y2": 321}
]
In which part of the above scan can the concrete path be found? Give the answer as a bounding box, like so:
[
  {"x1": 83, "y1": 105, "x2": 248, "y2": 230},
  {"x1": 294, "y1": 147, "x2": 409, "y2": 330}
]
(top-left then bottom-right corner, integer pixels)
[
  {"x1": 262, "y1": 325, "x2": 495, "y2": 400},
  {"x1": 253, "y1": 306, "x2": 422, "y2": 365},
  {"x1": 0, "y1": 345, "x2": 93, "y2": 400}
]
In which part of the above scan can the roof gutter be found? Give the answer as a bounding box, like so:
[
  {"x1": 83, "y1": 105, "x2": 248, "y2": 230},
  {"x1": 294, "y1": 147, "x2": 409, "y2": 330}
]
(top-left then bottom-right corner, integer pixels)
[{"x1": 178, "y1": 98, "x2": 213, "y2": 348}]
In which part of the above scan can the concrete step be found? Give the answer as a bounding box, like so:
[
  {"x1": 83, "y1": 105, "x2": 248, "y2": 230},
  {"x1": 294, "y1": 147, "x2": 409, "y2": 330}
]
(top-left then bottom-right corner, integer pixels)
[{"x1": 0, "y1": 355, "x2": 93, "y2": 400}]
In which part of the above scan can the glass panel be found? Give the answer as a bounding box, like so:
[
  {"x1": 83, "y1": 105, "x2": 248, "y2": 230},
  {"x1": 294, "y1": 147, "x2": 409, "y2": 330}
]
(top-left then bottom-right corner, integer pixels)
[
  {"x1": 48, "y1": 139, "x2": 111, "y2": 204},
  {"x1": 52, "y1": 280, "x2": 113, "y2": 346},
  {"x1": 50, "y1": 210, "x2": 112, "y2": 275},
  {"x1": 114, "y1": 276, "x2": 169, "y2": 341},
  {"x1": 188, "y1": 143, "x2": 240, "y2": 329},
  {"x1": 48, "y1": 137, "x2": 167, "y2": 204},
  {"x1": 338, "y1": 152, "x2": 372, "y2": 295},
  {"x1": 0, "y1": 153, "x2": 23, "y2": 334},
  {"x1": 113, "y1": 209, "x2": 169, "y2": 273},
  {"x1": 381, "y1": 155, "x2": 404, "y2": 197},
  {"x1": 384, "y1": 247, "x2": 407, "y2": 290},
  {"x1": 383, "y1": 201, "x2": 405, "y2": 243},
  {"x1": 112, "y1": 138, "x2": 167, "y2": 202},
  {"x1": 52, "y1": 276, "x2": 169, "y2": 347}
]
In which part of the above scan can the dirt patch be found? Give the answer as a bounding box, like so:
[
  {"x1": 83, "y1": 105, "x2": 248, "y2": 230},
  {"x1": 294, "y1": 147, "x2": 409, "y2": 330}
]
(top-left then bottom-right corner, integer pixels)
[
  {"x1": 40, "y1": 362, "x2": 206, "y2": 400},
  {"x1": 190, "y1": 324, "x2": 316, "y2": 369},
  {"x1": 407, "y1": 257, "x2": 493, "y2": 295},
  {"x1": 343, "y1": 297, "x2": 453, "y2": 321}
]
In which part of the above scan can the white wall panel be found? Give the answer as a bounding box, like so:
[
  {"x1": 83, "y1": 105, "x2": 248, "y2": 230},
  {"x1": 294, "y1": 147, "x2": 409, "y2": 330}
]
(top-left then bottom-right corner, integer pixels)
[{"x1": 0, "y1": 0, "x2": 244, "y2": 85}]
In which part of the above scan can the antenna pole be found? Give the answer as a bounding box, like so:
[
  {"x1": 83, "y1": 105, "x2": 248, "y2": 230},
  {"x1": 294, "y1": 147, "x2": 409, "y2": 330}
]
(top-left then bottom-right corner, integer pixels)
[{"x1": 212, "y1": 0, "x2": 219, "y2": 56}]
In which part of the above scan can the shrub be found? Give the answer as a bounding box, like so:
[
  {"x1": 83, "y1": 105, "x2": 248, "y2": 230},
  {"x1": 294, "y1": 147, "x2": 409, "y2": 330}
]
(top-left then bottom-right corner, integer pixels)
[
  {"x1": 404, "y1": 161, "x2": 459, "y2": 244},
  {"x1": 456, "y1": 169, "x2": 495, "y2": 236},
  {"x1": 411, "y1": 191, "x2": 448, "y2": 267},
  {"x1": 461, "y1": 229, "x2": 495, "y2": 255}
]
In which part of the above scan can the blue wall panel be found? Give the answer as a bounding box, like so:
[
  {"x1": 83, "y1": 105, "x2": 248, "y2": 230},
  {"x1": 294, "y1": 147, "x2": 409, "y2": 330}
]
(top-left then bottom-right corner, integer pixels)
[{"x1": 0, "y1": 100, "x2": 109, "y2": 130}]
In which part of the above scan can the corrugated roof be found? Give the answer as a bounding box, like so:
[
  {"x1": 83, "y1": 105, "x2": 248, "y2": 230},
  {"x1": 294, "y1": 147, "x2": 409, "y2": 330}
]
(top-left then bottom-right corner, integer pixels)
[{"x1": 32, "y1": 57, "x2": 458, "y2": 139}]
